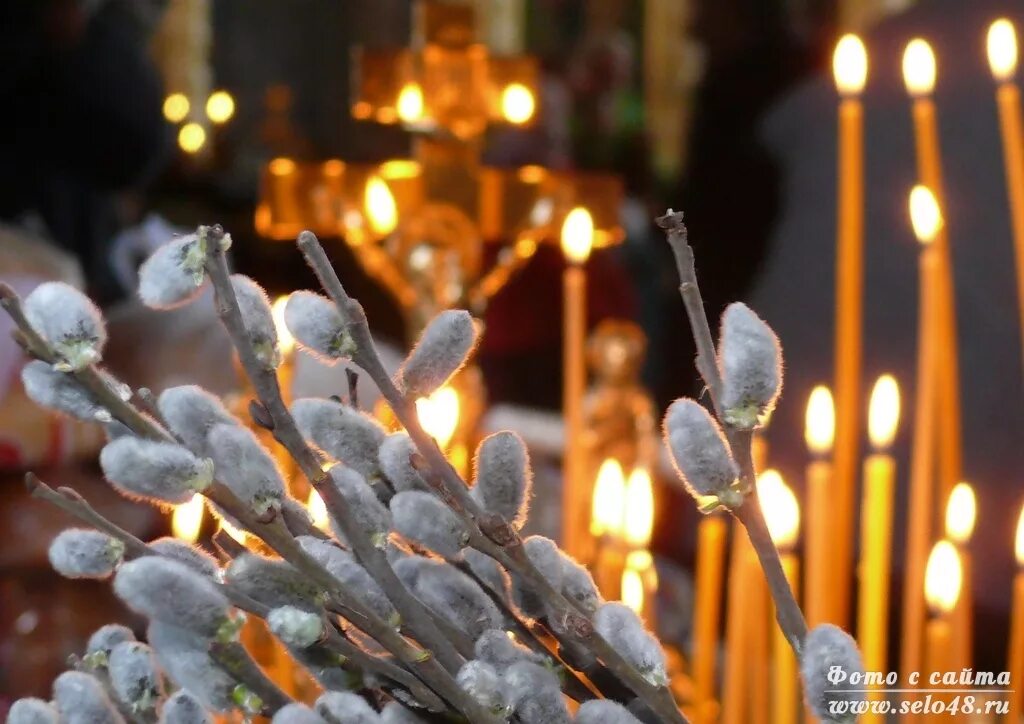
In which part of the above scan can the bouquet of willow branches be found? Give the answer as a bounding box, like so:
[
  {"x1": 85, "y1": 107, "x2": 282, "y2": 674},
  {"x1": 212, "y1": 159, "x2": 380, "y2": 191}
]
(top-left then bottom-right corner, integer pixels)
[{"x1": 2, "y1": 212, "x2": 865, "y2": 724}]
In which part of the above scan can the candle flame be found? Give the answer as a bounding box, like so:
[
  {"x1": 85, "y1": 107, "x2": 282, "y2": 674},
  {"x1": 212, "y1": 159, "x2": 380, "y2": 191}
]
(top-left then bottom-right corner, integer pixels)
[
  {"x1": 178, "y1": 122, "x2": 207, "y2": 154},
  {"x1": 590, "y1": 458, "x2": 626, "y2": 537},
  {"x1": 415, "y1": 385, "x2": 460, "y2": 449},
  {"x1": 501, "y1": 83, "x2": 536, "y2": 124},
  {"x1": 560, "y1": 207, "x2": 594, "y2": 265},
  {"x1": 206, "y1": 90, "x2": 235, "y2": 125},
  {"x1": 163, "y1": 93, "x2": 191, "y2": 123},
  {"x1": 172, "y1": 494, "x2": 205, "y2": 543},
  {"x1": 1015, "y1": 504, "x2": 1024, "y2": 565},
  {"x1": 944, "y1": 482, "x2": 976, "y2": 546},
  {"x1": 623, "y1": 468, "x2": 655, "y2": 548},
  {"x1": 757, "y1": 469, "x2": 800, "y2": 550},
  {"x1": 903, "y1": 39, "x2": 937, "y2": 96},
  {"x1": 833, "y1": 34, "x2": 868, "y2": 95},
  {"x1": 988, "y1": 19, "x2": 1018, "y2": 81},
  {"x1": 924, "y1": 540, "x2": 961, "y2": 615},
  {"x1": 269, "y1": 157, "x2": 296, "y2": 177},
  {"x1": 621, "y1": 567, "x2": 644, "y2": 613},
  {"x1": 804, "y1": 385, "x2": 835, "y2": 455},
  {"x1": 365, "y1": 176, "x2": 398, "y2": 236},
  {"x1": 621, "y1": 549, "x2": 656, "y2": 614},
  {"x1": 397, "y1": 82, "x2": 424, "y2": 123},
  {"x1": 307, "y1": 488, "x2": 330, "y2": 531},
  {"x1": 909, "y1": 185, "x2": 943, "y2": 245},
  {"x1": 868, "y1": 374, "x2": 900, "y2": 449},
  {"x1": 271, "y1": 295, "x2": 295, "y2": 357}
]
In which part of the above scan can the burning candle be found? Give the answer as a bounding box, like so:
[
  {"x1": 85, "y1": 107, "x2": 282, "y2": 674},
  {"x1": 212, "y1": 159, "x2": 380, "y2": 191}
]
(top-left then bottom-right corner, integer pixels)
[
  {"x1": 172, "y1": 493, "x2": 206, "y2": 544},
  {"x1": 1009, "y1": 505, "x2": 1024, "y2": 721},
  {"x1": 943, "y1": 481, "x2": 976, "y2": 671},
  {"x1": 621, "y1": 549, "x2": 658, "y2": 628},
  {"x1": 692, "y1": 513, "x2": 727, "y2": 724},
  {"x1": 365, "y1": 175, "x2": 399, "y2": 238},
  {"x1": 307, "y1": 488, "x2": 330, "y2": 532},
  {"x1": 623, "y1": 467, "x2": 654, "y2": 550},
  {"x1": 831, "y1": 34, "x2": 868, "y2": 629},
  {"x1": 758, "y1": 470, "x2": 801, "y2": 724},
  {"x1": 987, "y1": 19, "x2": 1024, "y2": 372},
  {"x1": 721, "y1": 530, "x2": 760, "y2": 724},
  {"x1": 561, "y1": 206, "x2": 594, "y2": 558},
  {"x1": 902, "y1": 38, "x2": 962, "y2": 504},
  {"x1": 590, "y1": 457, "x2": 626, "y2": 598},
  {"x1": 805, "y1": 384, "x2": 835, "y2": 626},
  {"x1": 902, "y1": 185, "x2": 943, "y2": 685},
  {"x1": 857, "y1": 374, "x2": 900, "y2": 723},
  {"x1": 923, "y1": 540, "x2": 961, "y2": 722}
]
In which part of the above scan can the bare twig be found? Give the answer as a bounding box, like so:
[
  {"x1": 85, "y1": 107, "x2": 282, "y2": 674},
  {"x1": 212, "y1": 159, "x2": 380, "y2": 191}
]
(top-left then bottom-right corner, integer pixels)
[{"x1": 208, "y1": 641, "x2": 292, "y2": 715}]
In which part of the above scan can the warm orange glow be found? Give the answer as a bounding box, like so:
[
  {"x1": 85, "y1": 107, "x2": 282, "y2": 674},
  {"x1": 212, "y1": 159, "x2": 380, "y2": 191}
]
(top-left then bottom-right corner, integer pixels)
[
  {"x1": 621, "y1": 566, "x2": 644, "y2": 613},
  {"x1": 307, "y1": 489, "x2": 330, "y2": 531},
  {"x1": 271, "y1": 295, "x2": 295, "y2": 356},
  {"x1": 924, "y1": 540, "x2": 962, "y2": 615},
  {"x1": 364, "y1": 176, "x2": 398, "y2": 236},
  {"x1": 623, "y1": 468, "x2": 654, "y2": 548},
  {"x1": 415, "y1": 385, "x2": 460, "y2": 449},
  {"x1": 396, "y1": 82, "x2": 424, "y2": 123},
  {"x1": 757, "y1": 469, "x2": 800, "y2": 550},
  {"x1": 219, "y1": 517, "x2": 247, "y2": 546},
  {"x1": 903, "y1": 39, "x2": 937, "y2": 96},
  {"x1": 944, "y1": 482, "x2": 976, "y2": 546},
  {"x1": 163, "y1": 93, "x2": 191, "y2": 123},
  {"x1": 177, "y1": 122, "x2": 206, "y2": 154},
  {"x1": 868, "y1": 374, "x2": 901, "y2": 449},
  {"x1": 323, "y1": 159, "x2": 345, "y2": 177},
  {"x1": 804, "y1": 385, "x2": 835, "y2": 455},
  {"x1": 501, "y1": 83, "x2": 536, "y2": 124},
  {"x1": 206, "y1": 90, "x2": 235, "y2": 124},
  {"x1": 621, "y1": 550, "x2": 656, "y2": 614},
  {"x1": 560, "y1": 207, "x2": 594, "y2": 264},
  {"x1": 172, "y1": 494, "x2": 205, "y2": 543},
  {"x1": 909, "y1": 185, "x2": 943, "y2": 245},
  {"x1": 590, "y1": 458, "x2": 626, "y2": 537},
  {"x1": 988, "y1": 19, "x2": 1019, "y2": 81},
  {"x1": 833, "y1": 34, "x2": 868, "y2": 95},
  {"x1": 1015, "y1": 504, "x2": 1024, "y2": 565},
  {"x1": 269, "y1": 157, "x2": 296, "y2": 176}
]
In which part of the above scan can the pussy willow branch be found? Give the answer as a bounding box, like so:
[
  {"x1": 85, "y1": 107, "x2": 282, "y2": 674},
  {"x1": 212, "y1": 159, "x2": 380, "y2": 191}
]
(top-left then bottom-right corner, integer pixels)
[
  {"x1": 298, "y1": 231, "x2": 690, "y2": 724},
  {"x1": 656, "y1": 210, "x2": 808, "y2": 656},
  {"x1": 200, "y1": 231, "x2": 500, "y2": 724}
]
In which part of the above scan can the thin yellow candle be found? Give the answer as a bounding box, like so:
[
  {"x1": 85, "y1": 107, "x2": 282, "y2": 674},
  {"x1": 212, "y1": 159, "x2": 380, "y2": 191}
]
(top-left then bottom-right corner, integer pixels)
[
  {"x1": 758, "y1": 470, "x2": 801, "y2": 724},
  {"x1": 1008, "y1": 505, "x2": 1024, "y2": 721},
  {"x1": 923, "y1": 541, "x2": 962, "y2": 722},
  {"x1": 902, "y1": 38, "x2": 962, "y2": 504},
  {"x1": 831, "y1": 34, "x2": 868, "y2": 628},
  {"x1": 721, "y1": 528, "x2": 758, "y2": 724},
  {"x1": 692, "y1": 513, "x2": 727, "y2": 724},
  {"x1": 901, "y1": 185, "x2": 943, "y2": 687},
  {"x1": 562, "y1": 206, "x2": 594, "y2": 558},
  {"x1": 944, "y1": 481, "x2": 976, "y2": 671},
  {"x1": 590, "y1": 457, "x2": 626, "y2": 598},
  {"x1": 857, "y1": 374, "x2": 900, "y2": 723},
  {"x1": 988, "y1": 19, "x2": 1024, "y2": 372},
  {"x1": 805, "y1": 385, "x2": 836, "y2": 627}
]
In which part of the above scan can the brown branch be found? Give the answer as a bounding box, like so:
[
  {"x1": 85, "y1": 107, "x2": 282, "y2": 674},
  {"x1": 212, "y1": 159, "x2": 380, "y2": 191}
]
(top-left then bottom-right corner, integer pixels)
[{"x1": 208, "y1": 640, "x2": 292, "y2": 715}]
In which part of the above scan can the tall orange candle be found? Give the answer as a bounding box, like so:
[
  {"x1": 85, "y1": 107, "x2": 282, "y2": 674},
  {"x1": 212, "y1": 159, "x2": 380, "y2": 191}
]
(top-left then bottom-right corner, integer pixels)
[
  {"x1": 988, "y1": 19, "x2": 1024, "y2": 372},
  {"x1": 831, "y1": 34, "x2": 868, "y2": 629},
  {"x1": 721, "y1": 529, "x2": 757, "y2": 724},
  {"x1": 804, "y1": 385, "x2": 835, "y2": 627},
  {"x1": 923, "y1": 541, "x2": 961, "y2": 722},
  {"x1": 901, "y1": 185, "x2": 943, "y2": 687},
  {"x1": 1008, "y1": 505, "x2": 1024, "y2": 721},
  {"x1": 561, "y1": 207, "x2": 594, "y2": 557},
  {"x1": 943, "y1": 482, "x2": 976, "y2": 671},
  {"x1": 902, "y1": 38, "x2": 962, "y2": 504},
  {"x1": 692, "y1": 513, "x2": 727, "y2": 724},
  {"x1": 857, "y1": 374, "x2": 900, "y2": 723}
]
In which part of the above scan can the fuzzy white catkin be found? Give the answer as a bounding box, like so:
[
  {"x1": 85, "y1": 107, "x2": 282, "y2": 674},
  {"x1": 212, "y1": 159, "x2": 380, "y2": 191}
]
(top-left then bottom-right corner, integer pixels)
[
  {"x1": 7, "y1": 698, "x2": 59, "y2": 724},
  {"x1": 157, "y1": 385, "x2": 241, "y2": 457},
  {"x1": 718, "y1": 302, "x2": 783, "y2": 429},
  {"x1": 226, "y1": 553, "x2": 322, "y2": 610},
  {"x1": 114, "y1": 557, "x2": 232, "y2": 638},
  {"x1": 456, "y1": 660, "x2": 508, "y2": 715},
  {"x1": 159, "y1": 690, "x2": 212, "y2": 724},
  {"x1": 108, "y1": 641, "x2": 164, "y2": 713},
  {"x1": 138, "y1": 234, "x2": 208, "y2": 310},
  {"x1": 594, "y1": 602, "x2": 668, "y2": 686},
  {"x1": 801, "y1": 624, "x2": 865, "y2": 723},
  {"x1": 397, "y1": 310, "x2": 479, "y2": 398},
  {"x1": 148, "y1": 537, "x2": 220, "y2": 580},
  {"x1": 463, "y1": 548, "x2": 511, "y2": 601},
  {"x1": 100, "y1": 437, "x2": 213, "y2": 505},
  {"x1": 268, "y1": 606, "x2": 324, "y2": 648},
  {"x1": 52, "y1": 671, "x2": 125, "y2": 724},
  {"x1": 272, "y1": 704, "x2": 328, "y2": 724},
  {"x1": 512, "y1": 535, "x2": 563, "y2": 618},
  {"x1": 663, "y1": 398, "x2": 739, "y2": 503},
  {"x1": 284, "y1": 291, "x2": 354, "y2": 363},
  {"x1": 390, "y1": 490, "x2": 469, "y2": 559},
  {"x1": 380, "y1": 702, "x2": 427, "y2": 724},
  {"x1": 230, "y1": 274, "x2": 279, "y2": 367},
  {"x1": 296, "y1": 536, "x2": 397, "y2": 624},
  {"x1": 473, "y1": 629, "x2": 547, "y2": 672},
  {"x1": 575, "y1": 700, "x2": 644, "y2": 724},
  {"x1": 21, "y1": 360, "x2": 109, "y2": 421},
  {"x1": 315, "y1": 692, "x2": 380, "y2": 724},
  {"x1": 328, "y1": 465, "x2": 391, "y2": 546},
  {"x1": 48, "y1": 528, "x2": 124, "y2": 579},
  {"x1": 148, "y1": 621, "x2": 237, "y2": 712},
  {"x1": 501, "y1": 661, "x2": 570, "y2": 724},
  {"x1": 291, "y1": 398, "x2": 386, "y2": 483},
  {"x1": 378, "y1": 433, "x2": 427, "y2": 493},
  {"x1": 559, "y1": 552, "x2": 603, "y2": 614},
  {"x1": 395, "y1": 557, "x2": 503, "y2": 639},
  {"x1": 24, "y1": 281, "x2": 107, "y2": 371},
  {"x1": 470, "y1": 431, "x2": 532, "y2": 529},
  {"x1": 86, "y1": 624, "x2": 136, "y2": 664},
  {"x1": 207, "y1": 423, "x2": 285, "y2": 515}
]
